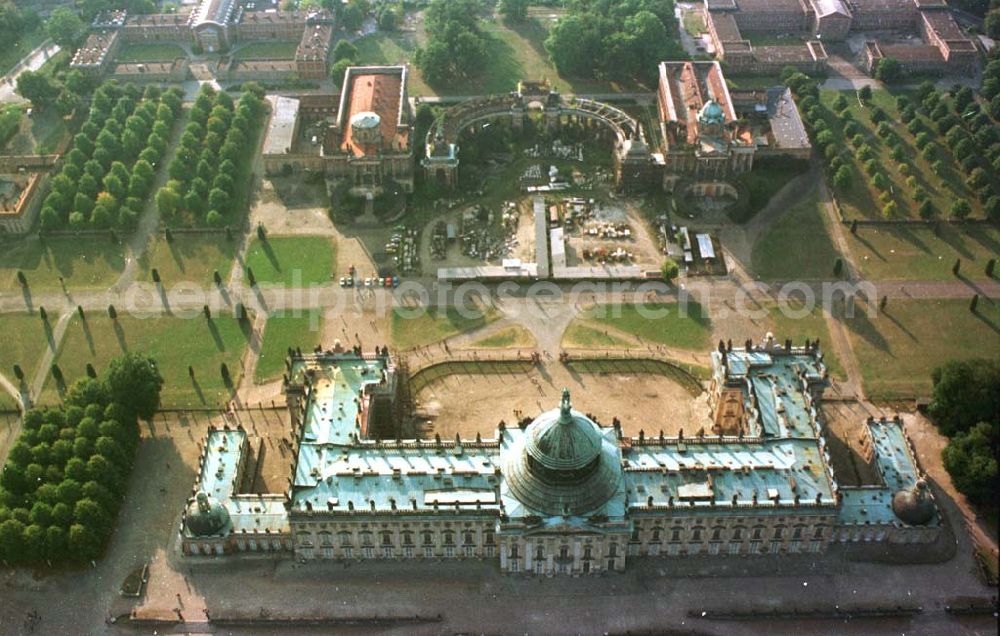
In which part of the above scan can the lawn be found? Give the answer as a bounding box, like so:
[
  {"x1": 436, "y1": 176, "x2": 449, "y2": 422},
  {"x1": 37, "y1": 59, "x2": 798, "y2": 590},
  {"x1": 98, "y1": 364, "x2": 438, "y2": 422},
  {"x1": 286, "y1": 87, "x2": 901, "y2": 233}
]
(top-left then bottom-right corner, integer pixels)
[
  {"x1": 244, "y1": 236, "x2": 335, "y2": 287},
  {"x1": 116, "y1": 43, "x2": 187, "y2": 62},
  {"x1": 40, "y1": 314, "x2": 251, "y2": 408},
  {"x1": 731, "y1": 158, "x2": 810, "y2": 223},
  {"x1": 819, "y1": 89, "x2": 985, "y2": 220},
  {"x1": 583, "y1": 301, "x2": 713, "y2": 351},
  {"x1": 0, "y1": 312, "x2": 56, "y2": 387},
  {"x1": 255, "y1": 310, "x2": 324, "y2": 382},
  {"x1": 0, "y1": 25, "x2": 46, "y2": 75},
  {"x1": 391, "y1": 306, "x2": 498, "y2": 350},
  {"x1": 751, "y1": 185, "x2": 842, "y2": 280},
  {"x1": 561, "y1": 321, "x2": 636, "y2": 348},
  {"x1": 681, "y1": 9, "x2": 706, "y2": 36},
  {"x1": 839, "y1": 298, "x2": 1000, "y2": 400},
  {"x1": 765, "y1": 301, "x2": 845, "y2": 380},
  {"x1": 232, "y1": 41, "x2": 299, "y2": 60},
  {"x1": 469, "y1": 325, "x2": 535, "y2": 349},
  {"x1": 847, "y1": 223, "x2": 1000, "y2": 282},
  {"x1": 0, "y1": 237, "x2": 126, "y2": 292},
  {"x1": 353, "y1": 32, "x2": 433, "y2": 96},
  {"x1": 142, "y1": 234, "x2": 236, "y2": 287}
]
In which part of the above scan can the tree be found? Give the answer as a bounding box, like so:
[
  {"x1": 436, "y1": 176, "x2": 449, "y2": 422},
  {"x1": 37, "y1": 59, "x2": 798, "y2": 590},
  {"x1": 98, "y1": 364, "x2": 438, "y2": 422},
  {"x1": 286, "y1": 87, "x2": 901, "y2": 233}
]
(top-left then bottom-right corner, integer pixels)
[
  {"x1": 929, "y1": 359, "x2": 1000, "y2": 436},
  {"x1": 156, "y1": 186, "x2": 180, "y2": 219},
  {"x1": 46, "y1": 7, "x2": 85, "y2": 47},
  {"x1": 104, "y1": 352, "x2": 164, "y2": 420},
  {"x1": 331, "y1": 39, "x2": 358, "y2": 63},
  {"x1": 984, "y1": 195, "x2": 1000, "y2": 223},
  {"x1": 16, "y1": 71, "x2": 60, "y2": 109},
  {"x1": 661, "y1": 257, "x2": 679, "y2": 282},
  {"x1": 949, "y1": 199, "x2": 971, "y2": 220},
  {"x1": 341, "y1": 2, "x2": 364, "y2": 31},
  {"x1": 833, "y1": 165, "x2": 852, "y2": 189},
  {"x1": 499, "y1": 0, "x2": 529, "y2": 22},
  {"x1": 874, "y1": 58, "x2": 902, "y2": 83},
  {"x1": 857, "y1": 85, "x2": 872, "y2": 102},
  {"x1": 942, "y1": 422, "x2": 999, "y2": 507}
]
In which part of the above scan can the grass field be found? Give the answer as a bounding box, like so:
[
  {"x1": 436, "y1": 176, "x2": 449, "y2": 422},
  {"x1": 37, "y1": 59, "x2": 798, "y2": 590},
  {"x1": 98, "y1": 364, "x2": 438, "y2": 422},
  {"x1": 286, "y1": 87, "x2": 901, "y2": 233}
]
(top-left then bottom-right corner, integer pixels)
[
  {"x1": 0, "y1": 26, "x2": 46, "y2": 75},
  {"x1": 765, "y1": 301, "x2": 845, "y2": 380},
  {"x1": 469, "y1": 325, "x2": 535, "y2": 349},
  {"x1": 116, "y1": 43, "x2": 187, "y2": 62},
  {"x1": 244, "y1": 236, "x2": 335, "y2": 287},
  {"x1": 820, "y1": 89, "x2": 984, "y2": 220},
  {"x1": 751, "y1": 186, "x2": 842, "y2": 280},
  {"x1": 255, "y1": 310, "x2": 324, "y2": 382},
  {"x1": 232, "y1": 41, "x2": 299, "y2": 60},
  {"x1": 0, "y1": 312, "x2": 55, "y2": 387},
  {"x1": 391, "y1": 306, "x2": 498, "y2": 349},
  {"x1": 40, "y1": 314, "x2": 250, "y2": 408},
  {"x1": 583, "y1": 301, "x2": 713, "y2": 351},
  {"x1": 839, "y1": 298, "x2": 1000, "y2": 400},
  {"x1": 561, "y1": 321, "x2": 636, "y2": 348},
  {"x1": 0, "y1": 237, "x2": 126, "y2": 292},
  {"x1": 847, "y1": 223, "x2": 1000, "y2": 282},
  {"x1": 681, "y1": 9, "x2": 706, "y2": 35},
  {"x1": 142, "y1": 234, "x2": 236, "y2": 287}
]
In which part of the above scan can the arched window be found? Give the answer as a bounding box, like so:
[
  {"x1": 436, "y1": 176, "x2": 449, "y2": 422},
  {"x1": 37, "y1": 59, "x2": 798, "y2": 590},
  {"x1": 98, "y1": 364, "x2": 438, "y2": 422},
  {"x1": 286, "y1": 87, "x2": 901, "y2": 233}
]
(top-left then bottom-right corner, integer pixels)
[
  {"x1": 813, "y1": 525, "x2": 825, "y2": 539},
  {"x1": 402, "y1": 531, "x2": 414, "y2": 546},
  {"x1": 338, "y1": 531, "x2": 352, "y2": 547},
  {"x1": 422, "y1": 531, "x2": 434, "y2": 546},
  {"x1": 464, "y1": 531, "x2": 474, "y2": 546},
  {"x1": 773, "y1": 525, "x2": 785, "y2": 540},
  {"x1": 442, "y1": 531, "x2": 455, "y2": 546},
  {"x1": 381, "y1": 531, "x2": 393, "y2": 546},
  {"x1": 691, "y1": 526, "x2": 704, "y2": 541},
  {"x1": 651, "y1": 527, "x2": 661, "y2": 542},
  {"x1": 711, "y1": 526, "x2": 724, "y2": 541},
  {"x1": 360, "y1": 531, "x2": 373, "y2": 546},
  {"x1": 670, "y1": 527, "x2": 683, "y2": 542},
  {"x1": 535, "y1": 545, "x2": 544, "y2": 560},
  {"x1": 608, "y1": 543, "x2": 618, "y2": 558},
  {"x1": 752, "y1": 526, "x2": 765, "y2": 540},
  {"x1": 318, "y1": 531, "x2": 333, "y2": 546}
]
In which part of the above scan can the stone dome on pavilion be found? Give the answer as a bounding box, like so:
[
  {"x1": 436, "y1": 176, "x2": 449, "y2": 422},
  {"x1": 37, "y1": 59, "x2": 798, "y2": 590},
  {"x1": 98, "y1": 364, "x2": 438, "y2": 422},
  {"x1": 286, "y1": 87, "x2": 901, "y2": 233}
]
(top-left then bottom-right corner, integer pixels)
[
  {"x1": 185, "y1": 491, "x2": 232, "y2": 537},
  {"x1": 891, "y1": 479, "x2": 936, "y2": 526},
  {"x1": 504, "y1": 389, "x2": 623, "y2": 517}
]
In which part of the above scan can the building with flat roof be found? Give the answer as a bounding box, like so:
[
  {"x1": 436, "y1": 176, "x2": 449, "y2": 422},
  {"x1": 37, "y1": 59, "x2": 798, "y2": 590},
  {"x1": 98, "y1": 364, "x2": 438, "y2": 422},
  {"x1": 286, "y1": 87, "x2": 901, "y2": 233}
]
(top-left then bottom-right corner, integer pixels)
[
  {"x1": 181, "y1": 336, "x2": 940, "y2": 570},
  {"x1": 703, "y1": 0, "x2": 978, "y2": 75}
]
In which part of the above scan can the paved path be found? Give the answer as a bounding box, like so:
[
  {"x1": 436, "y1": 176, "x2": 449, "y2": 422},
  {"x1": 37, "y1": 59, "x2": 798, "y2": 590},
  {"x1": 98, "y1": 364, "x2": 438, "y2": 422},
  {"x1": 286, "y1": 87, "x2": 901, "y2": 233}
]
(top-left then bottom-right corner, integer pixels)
[{"x1": 0, "y1": 40, "x2": 60, "y2": 104}]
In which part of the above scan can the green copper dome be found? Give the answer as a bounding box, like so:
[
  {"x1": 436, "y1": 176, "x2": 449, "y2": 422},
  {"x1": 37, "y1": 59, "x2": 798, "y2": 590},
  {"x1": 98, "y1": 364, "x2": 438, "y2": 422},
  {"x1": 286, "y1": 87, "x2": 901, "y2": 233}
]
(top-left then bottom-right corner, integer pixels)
[
  {"x1": 891, "y1": 479, "x2": 935, "y2": 526},
  {"x1": 504, "y1": 390, "x2": 624, "y2": 517},
  {"x1": 524, "y1": 389, "x2": 604, "y2": 472},
  {"x1": 185, "y1": 491, "x2": 232, "y2": 537},
  {"x1": 698, "y1": 99, "x2": 726, "y2": 126}
]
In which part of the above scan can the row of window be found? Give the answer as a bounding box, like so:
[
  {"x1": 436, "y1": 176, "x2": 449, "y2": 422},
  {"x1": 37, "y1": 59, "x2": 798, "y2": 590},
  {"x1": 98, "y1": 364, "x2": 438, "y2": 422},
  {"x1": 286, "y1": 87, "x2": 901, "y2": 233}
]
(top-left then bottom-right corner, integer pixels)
[
  {"x1": 298, "y1": 529, "x2": 496, "y2": 549},
  {"x1": 632, "y1": 524, "x2": 826, "y2": 543},
  {"x1": 299, "y1": 545, "x2": 498, "y2": 559}
]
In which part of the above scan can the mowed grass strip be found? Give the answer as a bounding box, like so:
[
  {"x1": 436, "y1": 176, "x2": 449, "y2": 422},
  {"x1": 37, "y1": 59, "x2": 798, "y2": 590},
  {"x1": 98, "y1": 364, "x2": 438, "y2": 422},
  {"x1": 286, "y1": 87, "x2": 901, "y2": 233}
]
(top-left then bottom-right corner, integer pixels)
[
  {"x1": 562, "y1": 321, "x2": 636, "y2": 348},
  {"x1": 751, "y1": 186, "x2": 842, "y2": 281},
  {"x1": 116, "y1": 43, "x2": 187, "y2": 62},
  {"x1": 255, "y1": 310, "x2": 324, "y2": 383},
  {"x1": 143, "y1": 234, "x2": 236, "y2": 286},
  {"x1": 244, "y1": 236, "x2": 335, "y2": 287},
  {"x1": 392, "y1": 306, "x2": 498, "y2": 350},
  {"x1": 469, "y1": 325, "x2": 535, "y2": 349},
  {"x1": 0, "y1": 312, "x2": 54, "y2": 385},
  {"x1": 839, "y1": 298, "x2": 1000, "y2": 400},
  {"x1": 0, "y1": 237, "x2": 126, "y2": 292},
  {"x1": 847, "y1": 224, "x2": 1000, "y2": 282},
  {"x1": 583, "y1": 302, "x2": 712, "y2": 351},
  {"x1": 41, "y1": 314, "x2": 250, "y2": 408}
]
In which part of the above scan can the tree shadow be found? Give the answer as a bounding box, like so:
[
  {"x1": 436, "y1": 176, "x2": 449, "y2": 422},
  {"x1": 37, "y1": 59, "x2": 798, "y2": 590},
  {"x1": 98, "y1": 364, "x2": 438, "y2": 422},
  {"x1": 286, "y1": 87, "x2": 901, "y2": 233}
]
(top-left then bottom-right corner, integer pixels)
[
  {"x1": 936, "y1": 225, "x2": 973, "y2": 260},
  {"x1": 113, "y1": 320, "x2": 128, "y2": 352},
  {"x1": 206, "y1": 318, "x2": 225, "y2": 351},
  {"x1": 43, "y1": 318, "x2": 55, "y2": 350},
  {"x1": 259, "y1": 239, "x2": 280, "y2": 272},
  {"x1": 891, "y1": 225, "x2": 932, "y2": 255},
  {"x1": 157, "y1": 284, "x2": 172, "y2": 315},
  {"x1": 21, "y1": 286, "x2": 33, "y2": 312},
  {"x1": 218, "y1": 286, "x2": 231, "y2": 307},
  {"x1": 81, "y1": 316, "x2": 95, "y2": 355},
  {"x1": 167, "y1": 239, "x2": 187, "y2": 274},
  {"x1": 835, "y1": 300, "x2": 891, "y2": 354},
  {"x1": 190, "y1": 375, "x2": 207, "y2": 405},
  {"x1": 849, "y1": 230, "x2": 887, "y2": 262},
  {"x1": 880, "y1": 308, "x2": 918, "y2": 343},
  {"x1": 965, "y1": 225, "x2": 1000, "y2": 258}
]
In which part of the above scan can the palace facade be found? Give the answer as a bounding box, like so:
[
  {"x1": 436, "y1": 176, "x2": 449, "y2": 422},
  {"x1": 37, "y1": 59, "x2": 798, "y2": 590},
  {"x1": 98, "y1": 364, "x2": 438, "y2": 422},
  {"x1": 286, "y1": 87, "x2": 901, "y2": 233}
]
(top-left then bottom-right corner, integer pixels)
[{"x1": 180, "y1": 337, "x2": 940, "y2": 573}]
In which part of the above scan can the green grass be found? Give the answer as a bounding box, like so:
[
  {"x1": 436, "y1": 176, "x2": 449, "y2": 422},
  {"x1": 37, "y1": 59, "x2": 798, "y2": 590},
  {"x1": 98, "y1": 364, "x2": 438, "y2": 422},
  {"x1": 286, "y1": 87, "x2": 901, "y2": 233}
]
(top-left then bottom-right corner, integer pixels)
[
  {"x1": 469, "y1": 325, "x2": 535, "y2": 349},
  {"x1": 0, "y1": 25, "x2": 46, "y2": 75},
  {"x1": 561, "y1": 321, "x2": 636, "y2": 348},
  {"x1": 142, "y1": 234, "x2": 236, "y2": 286},
  {"x1": 0, "y1": 237, "x2": 126, "y2": 292},
  {"x1": 255, "y1": 310, "x2": 324, "y2": 382},
  {"x1": 681, "y1": 9, "x2": 706, "y2": 35},
  {"x1": 751, "y1": 185, "x2": 842, "y2": 280},
  {"x1": 0, "y1": 104, "x2": 24, "y2": 149},
  {"x1": 352, "y1": 32, "x2": 433, "y2": 96},
  {"x1": 244, "y1": 236, "x2": 335, "y2": 287},
  {"x1": 391, "y1": 306, "x2": 498, "y2": 349},
  {"x1": 0, "y1": 312, "x2": 55, "y2": 387},
  {"x1": 731, "y1": 158, "x2": 810, "y2": 223},
  {"x1": 583, "y1": 302, "x2": 713, "y2": 351},
  {"x1": 847, "y1": 224, "x2": 1000, "y2": 282},
  {"x1": 116, "y1": 43, "x2": 187, "y2": 62},
  {"x1": 765, "y1": 301, "x2": 845, "y2": 380},
  {"x1": 820, "y1": 89, "x2": 985, "y2": 220},
  {"x1": 41, "y1": 314, "x2": 251, "y2": 408},
  {"x1": 232, "y1": 41, "x2": 299, "y2": 60},
  {"x1": 840, "y1": 298, "x2": 1000, "y2": 400}
]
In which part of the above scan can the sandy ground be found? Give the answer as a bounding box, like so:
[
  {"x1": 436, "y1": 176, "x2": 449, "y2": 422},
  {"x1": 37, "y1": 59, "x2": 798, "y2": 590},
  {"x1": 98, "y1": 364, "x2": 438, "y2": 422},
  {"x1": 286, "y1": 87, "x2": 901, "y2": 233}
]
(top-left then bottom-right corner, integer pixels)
[
  {"x1": 564, "y1": 201, "x2": 663, "y2": 270},
  {"x1": 412, "y1": 361, "x2": 710, "y2": 438},
  {"x1": 419, "y1": 199, "x2": 538, "y2": 270}
]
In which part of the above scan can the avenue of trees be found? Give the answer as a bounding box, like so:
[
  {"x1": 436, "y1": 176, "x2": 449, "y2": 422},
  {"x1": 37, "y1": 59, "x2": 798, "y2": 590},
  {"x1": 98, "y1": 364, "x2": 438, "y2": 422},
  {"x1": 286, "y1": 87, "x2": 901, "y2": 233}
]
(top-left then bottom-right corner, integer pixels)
[
  {"x1": 929, "y1": 359, "x2": 999, "y2": 509},
  {"x1": 155, "y1": 84, "x2": 265, "y2": 227},
  {"x1": 0, "y1": 353, "x2": 163, "y2": 564},
  {"x1": 38, "y1": 82, "x2": 183, "y2": 231},
  {"x1": 544, "y1": 0, "x2": 682, "y2": 84}
]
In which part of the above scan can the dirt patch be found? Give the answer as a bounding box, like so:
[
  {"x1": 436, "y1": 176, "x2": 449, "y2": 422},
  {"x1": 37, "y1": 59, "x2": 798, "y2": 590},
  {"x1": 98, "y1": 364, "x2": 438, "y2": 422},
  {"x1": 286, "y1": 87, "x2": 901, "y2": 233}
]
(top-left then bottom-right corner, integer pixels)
[{"x1": 411, "y1": 360, "x2": 709, "y2": 439}]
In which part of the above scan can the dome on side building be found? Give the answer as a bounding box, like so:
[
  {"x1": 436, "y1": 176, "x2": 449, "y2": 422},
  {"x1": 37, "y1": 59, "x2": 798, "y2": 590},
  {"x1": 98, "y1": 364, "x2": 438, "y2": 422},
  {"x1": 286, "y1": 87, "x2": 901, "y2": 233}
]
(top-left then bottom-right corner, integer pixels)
[
  {"x1": 185, "y1": 491, "x2": 232, "y2": 537},
  {"x1": 891, "y1": 479, "x2": 935, "y2": 526}
]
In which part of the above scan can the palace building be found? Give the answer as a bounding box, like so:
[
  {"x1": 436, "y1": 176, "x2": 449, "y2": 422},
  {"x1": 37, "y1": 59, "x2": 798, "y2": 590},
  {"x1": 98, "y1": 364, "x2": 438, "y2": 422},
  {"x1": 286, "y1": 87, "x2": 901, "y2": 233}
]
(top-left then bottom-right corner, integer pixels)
[{"x1": 180, "y1": 336, "x2": 940, "y2": 571}]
